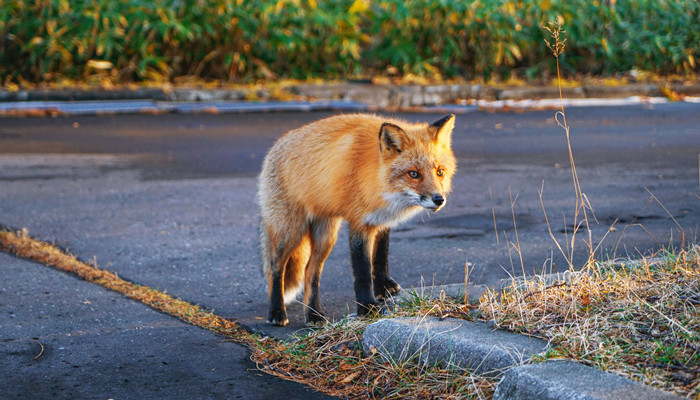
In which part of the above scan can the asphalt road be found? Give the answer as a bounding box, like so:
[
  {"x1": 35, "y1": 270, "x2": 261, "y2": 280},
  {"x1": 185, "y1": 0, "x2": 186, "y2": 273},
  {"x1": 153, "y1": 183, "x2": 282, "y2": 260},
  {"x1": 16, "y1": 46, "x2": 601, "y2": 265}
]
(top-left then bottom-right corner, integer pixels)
[{"x1": 1, "y1": 103, "x2": 699, "y2": 398}]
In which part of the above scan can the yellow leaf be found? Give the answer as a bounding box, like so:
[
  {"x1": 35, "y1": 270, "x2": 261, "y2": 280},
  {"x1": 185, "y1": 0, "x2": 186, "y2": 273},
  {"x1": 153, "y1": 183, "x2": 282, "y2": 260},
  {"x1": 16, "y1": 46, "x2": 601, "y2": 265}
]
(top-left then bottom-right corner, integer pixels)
[
  {"x1": 46, "y1": 20, "x2": 57, "y2": 36},
  {"x1": 55, "y1": 26, "x2": 68, "y2": 37},
  {"x1": 87, "y1": 60, "x2": 114, "y2": 70},
  {"x1": 156, "y1": 61, "x2": 170, "y2": 73},
  {"x1": 6, "y1": 82, "x2": 19, "y2": 93},
  {"x1": 504, "y1": 2, "x2": 515, "y2": 16},
  {"x1": 494, "y1": 43, "x2": 503, "y2": 65},
  {"x1": 688, "y1": 54, "x2": 696, "y2": 69},
  {"x1": 449, "y1": 12, "x2": 458, "y2": 24},
  {"x1": 510, "y1": 44, "x2": 522, "y2": 61},
  {"x1": 57, "y1": 46, "x2": 72, "y2": 61},
  {"x1": 157, "y1": 8, "x2": 169, "y2": 24},
  {"x1": 348, "y1": 0, "x2": 369, "y2": 14}
]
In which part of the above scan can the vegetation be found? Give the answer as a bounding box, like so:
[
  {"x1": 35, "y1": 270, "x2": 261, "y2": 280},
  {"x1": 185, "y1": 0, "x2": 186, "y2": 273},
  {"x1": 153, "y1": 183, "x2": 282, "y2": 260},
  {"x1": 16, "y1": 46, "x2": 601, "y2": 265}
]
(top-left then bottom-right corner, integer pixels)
[
  {"x1": 1, "y1": 0, "x2": 698, "y2": 86},
  {"x1": 2, "y1": 226, "x2": 696, "y2": 398},
  {"x1": 2, "y1": 17, "x2": 696, "y2": 398},
  {"x1": 481, "y1": 252, "x2": 700, "y2": 398}
]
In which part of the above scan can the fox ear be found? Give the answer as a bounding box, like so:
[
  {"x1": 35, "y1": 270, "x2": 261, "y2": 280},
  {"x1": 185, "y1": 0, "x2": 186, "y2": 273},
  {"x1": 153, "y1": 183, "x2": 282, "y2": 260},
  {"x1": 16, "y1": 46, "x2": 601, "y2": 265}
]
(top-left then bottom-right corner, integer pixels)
[
  {"x1": 429, "y1": 114, "x2": 455, "y2": 148},
  {"x1": 379, "y1": 123, "x2": 408, "y2": 155}
]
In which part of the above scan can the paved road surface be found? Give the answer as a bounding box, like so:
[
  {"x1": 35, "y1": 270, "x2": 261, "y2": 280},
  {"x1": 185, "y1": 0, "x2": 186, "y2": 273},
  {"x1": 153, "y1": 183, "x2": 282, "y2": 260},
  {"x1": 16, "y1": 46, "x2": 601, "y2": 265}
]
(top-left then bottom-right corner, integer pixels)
[{"x1": 1, "y1": 103, "x2": 698, "y2": 398}]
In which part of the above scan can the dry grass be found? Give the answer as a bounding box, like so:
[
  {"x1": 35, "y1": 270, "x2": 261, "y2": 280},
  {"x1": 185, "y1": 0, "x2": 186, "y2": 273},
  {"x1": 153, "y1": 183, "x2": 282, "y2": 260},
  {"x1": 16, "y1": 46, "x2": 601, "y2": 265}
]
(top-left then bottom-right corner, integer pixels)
[
  {"x1": 494, "y1": 22, "x2": 700, "y2": 398},
  {"x1": 480, "y1": 250, "x2": 700, "y2": 398},
  {"x1": 2, "y1": 227, "x2": 698, "y2": 398},
  {"x1": 0, "y1": 227, "x2": 496, "y2": 399},
  {"x1": 0, "y1": 228, "x2": 249, "y2": 339},
  {"x1": 253, "y1": 246, "x2": 700, "y2": 398},
  {"x1": 250, "y1": 315, "x2": 496, "y2": 399}
]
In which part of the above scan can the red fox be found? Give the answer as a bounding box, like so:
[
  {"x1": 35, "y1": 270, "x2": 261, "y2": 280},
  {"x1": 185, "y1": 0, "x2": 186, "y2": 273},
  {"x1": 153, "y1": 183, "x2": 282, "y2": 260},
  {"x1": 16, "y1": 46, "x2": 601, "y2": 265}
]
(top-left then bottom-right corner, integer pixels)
[{"x1": 258, "y1": 113, "x2": 456, "y2": 326}]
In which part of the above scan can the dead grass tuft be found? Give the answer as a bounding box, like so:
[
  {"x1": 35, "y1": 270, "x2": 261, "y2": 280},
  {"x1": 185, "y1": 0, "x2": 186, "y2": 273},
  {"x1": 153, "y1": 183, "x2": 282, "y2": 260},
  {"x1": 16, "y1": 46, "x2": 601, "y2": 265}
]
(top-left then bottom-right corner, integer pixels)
[
  {"x1": 479, "y1": 249, "x2": 700, "y2": 397},
  {"x1": 250, "y1": 315, "x2": 496, "y2": 399}
]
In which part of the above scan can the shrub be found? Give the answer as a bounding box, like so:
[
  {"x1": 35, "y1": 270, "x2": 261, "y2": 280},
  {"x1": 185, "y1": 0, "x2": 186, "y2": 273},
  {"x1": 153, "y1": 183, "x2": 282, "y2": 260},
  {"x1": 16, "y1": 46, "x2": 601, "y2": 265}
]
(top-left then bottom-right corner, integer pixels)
[{"x1": 0, "y1": 0, "x2": 697, "y2": 84}]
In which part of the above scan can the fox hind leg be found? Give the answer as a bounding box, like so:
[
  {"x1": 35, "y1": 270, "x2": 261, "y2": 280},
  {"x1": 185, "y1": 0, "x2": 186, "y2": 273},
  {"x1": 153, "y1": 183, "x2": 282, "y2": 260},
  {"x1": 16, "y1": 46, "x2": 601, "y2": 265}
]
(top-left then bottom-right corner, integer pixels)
[
  {"x1": 265, "y1": 225, "x2": 309, "y2": 327},
  {"x1": 303, "y1": 217, "x2": 341, "y2": 325},
  {"x1": 267, "y1": 254, "x2": 289, "y2": 326}
]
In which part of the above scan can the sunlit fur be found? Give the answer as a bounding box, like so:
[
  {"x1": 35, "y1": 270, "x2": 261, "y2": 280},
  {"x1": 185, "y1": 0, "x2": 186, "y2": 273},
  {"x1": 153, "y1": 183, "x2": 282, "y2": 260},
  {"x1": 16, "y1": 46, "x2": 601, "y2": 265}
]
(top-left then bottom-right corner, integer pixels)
[{"x1": 258, "y1": 113, "x2": 457, "y2": 315}]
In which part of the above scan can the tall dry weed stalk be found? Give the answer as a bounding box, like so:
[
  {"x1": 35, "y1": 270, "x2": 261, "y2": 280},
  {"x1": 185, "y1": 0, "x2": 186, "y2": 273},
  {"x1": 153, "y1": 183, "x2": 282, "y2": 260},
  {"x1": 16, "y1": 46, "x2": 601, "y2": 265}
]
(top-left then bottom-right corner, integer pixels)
[{"x1": 541, "y1": 21, "x2": 597, "y2": 270}]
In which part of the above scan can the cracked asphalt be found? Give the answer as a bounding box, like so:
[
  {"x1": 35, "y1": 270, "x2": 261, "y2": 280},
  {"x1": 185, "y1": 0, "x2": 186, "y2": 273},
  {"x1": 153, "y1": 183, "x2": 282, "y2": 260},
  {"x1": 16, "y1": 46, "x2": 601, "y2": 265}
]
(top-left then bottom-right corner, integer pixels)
[{"x1": 1, "y1": 103, "x2": 699, "y2": 398}]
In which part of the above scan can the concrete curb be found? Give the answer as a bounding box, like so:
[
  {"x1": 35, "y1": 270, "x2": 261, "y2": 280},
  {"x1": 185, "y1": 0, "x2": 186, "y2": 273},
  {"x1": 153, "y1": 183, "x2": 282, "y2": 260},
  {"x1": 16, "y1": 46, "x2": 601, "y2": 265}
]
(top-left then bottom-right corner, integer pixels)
[
  {"x1": 362, "y1": 317, "x2": 549, "y2": 376},
  {"x1": 364, "y1": 271, "x2": 684, "y2": 399},
  {"x1": 0, "y1": 99, "x2": 368, "y2": 117},
  {"x1": 362, "y1": 316, "x2": 683, "y2": 399},
  {"x1": 493, "y1": 360, "x2": 682, "y2": 400},
  {"x1": 1, "y1": 81, "x2": 698, "y2": 112}
]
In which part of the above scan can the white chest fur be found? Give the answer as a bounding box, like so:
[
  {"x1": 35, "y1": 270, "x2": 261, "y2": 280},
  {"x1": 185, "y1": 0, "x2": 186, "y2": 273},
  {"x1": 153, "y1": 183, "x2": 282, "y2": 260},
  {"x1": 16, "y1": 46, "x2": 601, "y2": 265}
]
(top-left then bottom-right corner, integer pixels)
[{"x1": 363, "y1": 192, "x2": 422, "y2": 228}]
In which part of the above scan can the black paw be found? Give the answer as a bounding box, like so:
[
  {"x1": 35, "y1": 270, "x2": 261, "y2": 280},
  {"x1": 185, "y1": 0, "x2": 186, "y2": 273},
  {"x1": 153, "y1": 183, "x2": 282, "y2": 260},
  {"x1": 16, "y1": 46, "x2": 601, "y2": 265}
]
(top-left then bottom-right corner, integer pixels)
[
  {"x1": 374, "y1": 277, "x2": 402, "y2": 301},
  {"x1": 267, "y1": 309, "x2": 289, "y2": 326},
  {"x1": 306, "y1": 310, "x2": 328, "y2": 326}
]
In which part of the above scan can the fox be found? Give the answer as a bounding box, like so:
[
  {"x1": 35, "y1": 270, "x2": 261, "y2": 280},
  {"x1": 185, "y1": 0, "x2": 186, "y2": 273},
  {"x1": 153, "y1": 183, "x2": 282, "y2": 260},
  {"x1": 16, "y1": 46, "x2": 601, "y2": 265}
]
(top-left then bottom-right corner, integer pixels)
[{"x1": 258, "y1": 113, "x2": 457, "y2": 326}]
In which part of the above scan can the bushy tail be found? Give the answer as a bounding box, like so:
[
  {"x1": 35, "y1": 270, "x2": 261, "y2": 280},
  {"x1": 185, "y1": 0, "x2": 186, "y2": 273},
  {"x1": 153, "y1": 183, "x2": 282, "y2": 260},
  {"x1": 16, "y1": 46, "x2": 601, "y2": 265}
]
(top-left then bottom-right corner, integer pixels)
[
  {"x1": 260, "y1": 227, "x2": 309, "y2": 304},
  {"x1": 282, "y1": 237, "x2": 309, "y2": 304}
]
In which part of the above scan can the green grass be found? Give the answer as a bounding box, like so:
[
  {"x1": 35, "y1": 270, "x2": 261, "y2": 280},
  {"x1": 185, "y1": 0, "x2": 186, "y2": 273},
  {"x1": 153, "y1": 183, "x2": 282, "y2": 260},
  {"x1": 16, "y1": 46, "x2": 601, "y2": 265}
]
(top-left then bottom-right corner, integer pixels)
[
  {"x1": 1, "y1": 0, "x2": 698, "y2": 86},
  {"x1": 3, "y1": 225, "x2": 696, "y2": 398}
]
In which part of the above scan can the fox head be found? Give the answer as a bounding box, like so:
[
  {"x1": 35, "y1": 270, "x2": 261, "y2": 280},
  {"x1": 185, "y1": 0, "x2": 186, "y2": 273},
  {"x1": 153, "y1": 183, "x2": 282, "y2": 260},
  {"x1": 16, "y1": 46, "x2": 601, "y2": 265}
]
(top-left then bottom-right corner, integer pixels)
[{"x1": 378, "y1": 114, "x2": 457, "y2": 214}]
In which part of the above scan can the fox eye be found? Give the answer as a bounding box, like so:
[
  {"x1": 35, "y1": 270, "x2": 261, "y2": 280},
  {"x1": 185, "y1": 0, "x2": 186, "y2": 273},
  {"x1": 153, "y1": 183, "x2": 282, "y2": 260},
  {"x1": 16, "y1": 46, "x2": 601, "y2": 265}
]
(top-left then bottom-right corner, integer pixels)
[
  {"x1": 436, "y1": 168, "x2": 445, "y2": 177},
  {"x1": 407, "y1": 170, "x2": 421, "y2": 179}
]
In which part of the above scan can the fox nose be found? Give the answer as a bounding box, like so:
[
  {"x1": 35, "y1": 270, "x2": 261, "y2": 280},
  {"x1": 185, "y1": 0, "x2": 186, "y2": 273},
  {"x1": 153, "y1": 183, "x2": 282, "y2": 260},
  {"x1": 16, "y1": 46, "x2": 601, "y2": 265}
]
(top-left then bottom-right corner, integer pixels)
[{"x1": 432, "y1": 195, "x2": 445, "y2": 207}]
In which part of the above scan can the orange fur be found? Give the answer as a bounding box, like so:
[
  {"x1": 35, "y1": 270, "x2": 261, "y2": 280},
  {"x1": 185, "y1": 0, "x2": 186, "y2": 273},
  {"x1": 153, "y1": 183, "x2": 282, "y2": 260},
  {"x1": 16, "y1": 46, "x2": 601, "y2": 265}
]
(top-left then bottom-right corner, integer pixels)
[{"x1": 258, "y1": 113, "x2": 456, "y2": 324}]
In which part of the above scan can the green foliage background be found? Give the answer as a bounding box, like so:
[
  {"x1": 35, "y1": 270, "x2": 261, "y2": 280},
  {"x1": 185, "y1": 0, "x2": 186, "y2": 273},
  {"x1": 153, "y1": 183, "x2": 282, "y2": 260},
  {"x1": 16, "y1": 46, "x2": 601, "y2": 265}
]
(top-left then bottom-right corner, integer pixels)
[{"x1": 1, "y1": 0, "x2": 698, "y2": 84}]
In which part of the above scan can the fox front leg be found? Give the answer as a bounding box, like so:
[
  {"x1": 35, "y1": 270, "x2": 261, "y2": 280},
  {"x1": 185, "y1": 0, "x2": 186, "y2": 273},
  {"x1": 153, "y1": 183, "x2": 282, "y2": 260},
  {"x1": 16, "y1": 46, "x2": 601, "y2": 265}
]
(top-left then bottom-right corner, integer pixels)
[
  {"x1": 267, "y1": 267, "x2": 288, "y2": 326},
  {"x1": 372, "y1": 229, "x2": 401, "y2": 301},
  {"x1": 349, "y1": 229, "x2": 379, "y2": 316}
]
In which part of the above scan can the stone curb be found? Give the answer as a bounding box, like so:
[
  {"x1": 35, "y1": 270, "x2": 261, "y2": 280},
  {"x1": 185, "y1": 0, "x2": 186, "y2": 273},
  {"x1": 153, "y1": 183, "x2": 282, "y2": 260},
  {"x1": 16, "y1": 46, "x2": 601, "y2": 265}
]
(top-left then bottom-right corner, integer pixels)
[
  {"x1": 362, "y1": 317, "x2": 683, "y2": 399},
  {"x1": 365, "y1": 267, "x2": 683, "y2": 399},
  {"x1": 0, "y1": 99, "x2": 367, "y2": 117},
  {"x1": 493, "y1": 360, "x2": 682, "y2": 400},
  {"x1": 1, "y1": 82, "x2": 699, "y2": 109},
  {"x1": 362, "y1": 317, "x2": 549, "y2": 376}
]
